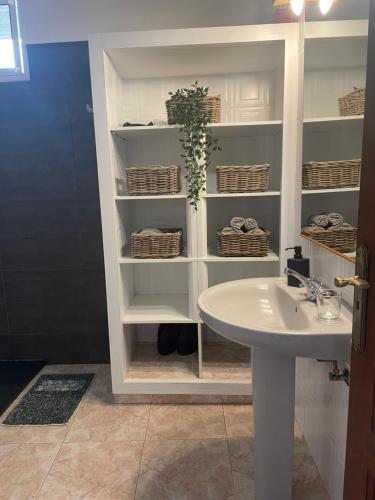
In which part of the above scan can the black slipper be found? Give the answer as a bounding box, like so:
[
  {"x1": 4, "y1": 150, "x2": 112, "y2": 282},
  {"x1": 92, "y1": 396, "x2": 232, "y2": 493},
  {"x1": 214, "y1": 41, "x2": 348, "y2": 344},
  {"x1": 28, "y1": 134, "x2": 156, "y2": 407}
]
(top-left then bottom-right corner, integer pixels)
[
  {"x1": 157, "y1": 323, "x2": 180, "y2": 355},
  {"x1": 177, "y1": 324, "x2": 198, "y2": 356}
]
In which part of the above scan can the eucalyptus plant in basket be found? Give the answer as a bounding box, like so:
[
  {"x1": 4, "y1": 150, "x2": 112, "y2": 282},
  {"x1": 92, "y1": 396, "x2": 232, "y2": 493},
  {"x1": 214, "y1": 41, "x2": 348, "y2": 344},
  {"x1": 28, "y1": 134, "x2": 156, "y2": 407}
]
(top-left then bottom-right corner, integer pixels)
[{"x1": 167, "y1": 81, "x2": 221, "y2": 209}]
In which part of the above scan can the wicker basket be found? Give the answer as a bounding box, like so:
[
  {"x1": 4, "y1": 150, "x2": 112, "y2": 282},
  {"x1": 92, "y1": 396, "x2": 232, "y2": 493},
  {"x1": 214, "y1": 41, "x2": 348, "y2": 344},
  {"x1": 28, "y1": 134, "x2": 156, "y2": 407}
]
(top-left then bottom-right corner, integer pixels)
[
  {"x1": 302, "y1": 226, "x2": 357, "y2": 253},
  {"x1": 339, "y1": 88, "x2": 366, "y2": 116},
  {"x1": 166, "y1": 96, "x2": 221, "y2": 125},
  {"x1": 302, "y1": 159, "x2": 361, "y2": 190},
  {"x1": 216, "y1": 164, "x2": 270, "y2": 193},
  {"x1": 217, "y1": 229, "x2": 270, "y2": 257},
  {"x1": 131, "y1": 229, "x2": 183, "y2": 259},
  {"x1": 125, "y1": 165, "x2": 181, "y2": 196}
]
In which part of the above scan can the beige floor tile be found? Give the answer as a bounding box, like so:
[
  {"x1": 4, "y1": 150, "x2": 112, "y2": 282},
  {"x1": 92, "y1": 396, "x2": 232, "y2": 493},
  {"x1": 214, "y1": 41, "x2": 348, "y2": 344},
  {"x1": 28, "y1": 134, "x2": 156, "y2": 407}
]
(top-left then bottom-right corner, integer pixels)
[
  {"x1": 0, "y1": 443, "x2": 60, "y2": 499},
  {"x1": 136, "y1": 439, "x2": 234, "y2": 500},
  {"x1": 0, "y1": 423, "x2": 69, "y2": 445},
  {"x1": 146, "y1": 404, "x2": 226, "y2": 440},
  {"x1": 86, "y1": 365, "x2": 154, "y2": 404},
  {"x1": 83, "y1": 364, "x2": 115, "y2": 405},
  {"x1": 151, "y1": 394, "x2": 224, "y2": 404},
  {"x1": 293, "y1": 449, "x2": 330, "y2": 500},
  {"x1": 228, "y1": 436, "x2": 328, "y2": 500},
  {"x1": 221, "y1": 395, "x2": 252, "y2": 404},
  {"x1": 228, "y1": 437, "x2": 256, "y2": 499},
  {"x1": 37, "y1": 441, "x2": 143, "y2": 499},
  {"x1": 114, "y1": 394, "x2": 153, "y2": 404},
  {"x1": 224, "y1": 405, "x2": 303, "y2": 440},
  {"x1": 65, "y1": 401, "x2": 150, "y2": 442},
  {"x1": 224, "y1": 404, "x2": 254, "y2": 438}
]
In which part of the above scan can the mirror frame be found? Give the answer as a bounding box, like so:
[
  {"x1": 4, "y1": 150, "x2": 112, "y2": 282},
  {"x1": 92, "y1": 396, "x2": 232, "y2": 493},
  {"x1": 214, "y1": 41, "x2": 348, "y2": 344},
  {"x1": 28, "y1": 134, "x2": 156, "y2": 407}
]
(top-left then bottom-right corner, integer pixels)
[{"x1": 300, "y1": 234, "x2": 356, "y2": 264}]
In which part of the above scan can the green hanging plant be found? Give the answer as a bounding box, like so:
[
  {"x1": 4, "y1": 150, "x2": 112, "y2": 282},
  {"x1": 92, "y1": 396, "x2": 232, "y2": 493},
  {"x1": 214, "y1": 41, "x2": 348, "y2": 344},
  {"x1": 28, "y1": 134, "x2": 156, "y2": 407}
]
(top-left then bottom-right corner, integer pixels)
[{"x1": 167, "y1": 81, "x2": 221, "y2": 209}]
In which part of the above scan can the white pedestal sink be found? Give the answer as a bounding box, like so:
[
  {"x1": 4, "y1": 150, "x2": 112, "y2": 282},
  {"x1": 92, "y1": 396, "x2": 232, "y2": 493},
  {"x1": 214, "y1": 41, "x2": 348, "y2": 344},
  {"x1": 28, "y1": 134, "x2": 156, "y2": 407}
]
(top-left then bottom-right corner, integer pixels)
[{"x1": 198, "y1": 277, "x2": 352, "y2": 500}]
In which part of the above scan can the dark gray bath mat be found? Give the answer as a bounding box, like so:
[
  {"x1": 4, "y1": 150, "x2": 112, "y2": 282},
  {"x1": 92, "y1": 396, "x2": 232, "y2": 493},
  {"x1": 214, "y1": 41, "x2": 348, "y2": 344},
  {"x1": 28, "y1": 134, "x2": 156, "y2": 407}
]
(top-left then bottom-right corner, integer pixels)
[{"x1": 3, "y1": 373, "x2": 94, "y2": 425}]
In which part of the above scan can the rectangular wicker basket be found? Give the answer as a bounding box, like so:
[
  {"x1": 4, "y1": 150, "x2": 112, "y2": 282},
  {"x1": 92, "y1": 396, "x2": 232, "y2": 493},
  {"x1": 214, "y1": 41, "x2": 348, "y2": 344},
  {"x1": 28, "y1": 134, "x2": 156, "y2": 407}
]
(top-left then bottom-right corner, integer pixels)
[
  {"x1": 302, "y1": 159, "x2": 361, "y2": 190},
  {"x1": 302, "y1": 226, "x2": 357, "y2": 253},
  {"x1": 339, "y1": 88, "x2": 366, "y2": 116},
  {"x1": 216, "y1": 164, "x2": 271, "y2": 193},
  {"x1": 217, "y1": 229, "x2": 270, "y2": 257},
  {"x1": 125, "y1": 165, "x2": 181, "y2": 196},
  {"x1": 166, "y1": 96, "x2": 221, "y2": 125},
  {"x1": 131, "y1": 229, "x2": 183, "y2": 259}
]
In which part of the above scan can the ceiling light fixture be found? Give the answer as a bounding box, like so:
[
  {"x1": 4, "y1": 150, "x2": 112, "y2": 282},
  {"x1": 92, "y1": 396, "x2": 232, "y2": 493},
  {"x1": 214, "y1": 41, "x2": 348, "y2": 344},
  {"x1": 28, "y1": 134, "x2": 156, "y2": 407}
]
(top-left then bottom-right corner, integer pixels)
[
  {"x1": 290, "y1": 0, "x2": 305, "y2": 15},
  {"x1": 319, "y1": 0, "x2": 333, "y2": 14}
]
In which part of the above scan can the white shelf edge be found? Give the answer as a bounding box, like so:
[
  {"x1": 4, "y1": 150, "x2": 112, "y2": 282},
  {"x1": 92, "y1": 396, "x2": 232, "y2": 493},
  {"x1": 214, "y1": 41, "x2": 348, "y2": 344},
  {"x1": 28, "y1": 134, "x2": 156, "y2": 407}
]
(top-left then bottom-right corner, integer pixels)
[
  {"x1": 204, "y1": 190, "x2": 281, "y2": 198},
  {"x1": 116, "y1": 379, "x2": 252, "y2": 396},
  {"x1": 121, "y1": 377, "x2": 251, "y2": 385},
  {"x1": 122, "y1": 318, "x2": 196, "y2": 324},
  {"x1": 119, "y1": 256, "x2": 195, "y2": 264},
  {"x1": 119, "y1": 246, "x2": 193, "y2": 263},
  {"x1": 303, "y1": 115, "x2": 364, "y2": 124},
  {"x1": 302, "y1": 187, "x2": 360, "y2": 195},
  {"x1": 115, "y1": 194, "x2": 187, "y2": 200},
  {"x1": 111, "y1": 120, "x2": 283, "y2": 138},
  {"x1": 202, "y1": 249, "x2": 280, "y2": 262},
  {"x1": 210, "y1": 120, "x2": 283, "y2": 126},
  {"x1": 122, "y1": 293, "x2": 192, "y2": 324}
]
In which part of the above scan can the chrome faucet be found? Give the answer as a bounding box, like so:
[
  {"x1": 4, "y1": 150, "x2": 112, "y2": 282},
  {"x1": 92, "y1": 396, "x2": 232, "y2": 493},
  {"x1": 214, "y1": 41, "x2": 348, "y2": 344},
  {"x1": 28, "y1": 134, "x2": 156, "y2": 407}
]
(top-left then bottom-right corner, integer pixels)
[{"x1": 284, "y1": 267, "x2": 326, "y2": 302}]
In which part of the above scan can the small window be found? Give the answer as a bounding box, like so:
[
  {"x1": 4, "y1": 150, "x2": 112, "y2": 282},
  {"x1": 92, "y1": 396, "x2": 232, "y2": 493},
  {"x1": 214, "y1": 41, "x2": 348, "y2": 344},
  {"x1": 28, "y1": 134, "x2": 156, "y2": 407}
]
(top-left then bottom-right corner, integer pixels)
[{"x1": 0, "y1": 0, "x2": 28, "y2": 81}]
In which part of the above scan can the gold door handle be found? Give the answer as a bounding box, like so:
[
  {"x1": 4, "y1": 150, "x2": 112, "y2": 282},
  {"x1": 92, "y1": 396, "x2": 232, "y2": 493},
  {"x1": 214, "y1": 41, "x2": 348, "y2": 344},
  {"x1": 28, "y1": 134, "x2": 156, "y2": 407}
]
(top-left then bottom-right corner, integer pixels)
[
  {"x1": 334, "y1": 276, "x2": 370, "y2": 289},
  {"x1": 334, "y1": 245, "x2": 370, "y2": 353}
]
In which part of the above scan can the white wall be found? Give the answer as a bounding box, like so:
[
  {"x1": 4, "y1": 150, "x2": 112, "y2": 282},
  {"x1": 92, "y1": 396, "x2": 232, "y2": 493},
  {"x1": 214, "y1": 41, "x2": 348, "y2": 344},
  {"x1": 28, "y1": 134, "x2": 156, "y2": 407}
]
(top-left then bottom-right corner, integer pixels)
[
  {"x1": 19, "y1": 0, "x2": 369, "y2": 44},
  {"x1": 296, "y1": 238, "x2": 355, "y2": 500}
]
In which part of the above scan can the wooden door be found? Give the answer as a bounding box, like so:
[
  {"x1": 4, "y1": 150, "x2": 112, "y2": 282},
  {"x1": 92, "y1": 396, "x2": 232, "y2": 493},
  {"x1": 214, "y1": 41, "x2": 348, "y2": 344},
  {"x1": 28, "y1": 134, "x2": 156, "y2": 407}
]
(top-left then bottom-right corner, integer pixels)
[{"x1": 344, "y1": 0, "x2": 375, "y2": 497}]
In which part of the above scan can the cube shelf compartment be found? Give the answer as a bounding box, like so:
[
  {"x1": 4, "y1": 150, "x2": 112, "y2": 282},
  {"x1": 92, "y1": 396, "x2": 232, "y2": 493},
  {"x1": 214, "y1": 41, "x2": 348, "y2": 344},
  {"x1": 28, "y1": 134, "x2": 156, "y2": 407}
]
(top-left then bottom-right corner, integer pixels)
[
  {"x1": 124, "y1": 324, "x2": 199, "y2": 381},
  {"x1": 121, "y1": 262, "x2": 195, "y2": 323}
]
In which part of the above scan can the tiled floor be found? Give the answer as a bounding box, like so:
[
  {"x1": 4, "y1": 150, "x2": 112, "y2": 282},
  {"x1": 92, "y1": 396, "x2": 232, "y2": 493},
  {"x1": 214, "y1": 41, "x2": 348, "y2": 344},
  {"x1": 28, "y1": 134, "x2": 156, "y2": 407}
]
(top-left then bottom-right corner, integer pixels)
[{"x1": 0, "y1": 364, "x2": 330, "y2": 500}]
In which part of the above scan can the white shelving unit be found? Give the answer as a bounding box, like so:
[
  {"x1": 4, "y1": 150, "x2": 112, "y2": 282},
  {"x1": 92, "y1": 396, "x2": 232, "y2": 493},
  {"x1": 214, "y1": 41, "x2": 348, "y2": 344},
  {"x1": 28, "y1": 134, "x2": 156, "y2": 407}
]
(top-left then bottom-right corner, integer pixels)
[{"x1": 89, "y1": 21, "x2": 366, "y2": 396}]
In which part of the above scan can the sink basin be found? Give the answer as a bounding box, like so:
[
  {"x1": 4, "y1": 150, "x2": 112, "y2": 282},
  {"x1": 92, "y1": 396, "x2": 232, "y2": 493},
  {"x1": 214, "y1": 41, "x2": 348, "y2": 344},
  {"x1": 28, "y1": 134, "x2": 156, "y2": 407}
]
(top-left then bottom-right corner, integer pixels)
[
  {"x1": 199, "y1": 277, "x2": 352, "y2": 360},
  {"x1": 198, "y1": 277, "x2": 353, "y2": 500}
]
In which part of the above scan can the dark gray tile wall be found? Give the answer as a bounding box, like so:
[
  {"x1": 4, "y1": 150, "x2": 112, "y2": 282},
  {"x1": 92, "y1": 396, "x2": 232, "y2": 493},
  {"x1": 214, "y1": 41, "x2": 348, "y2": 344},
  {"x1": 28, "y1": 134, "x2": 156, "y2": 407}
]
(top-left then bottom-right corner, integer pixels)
[{"x1": 0, "y1": 42, "x2": 109, "y2": 363}]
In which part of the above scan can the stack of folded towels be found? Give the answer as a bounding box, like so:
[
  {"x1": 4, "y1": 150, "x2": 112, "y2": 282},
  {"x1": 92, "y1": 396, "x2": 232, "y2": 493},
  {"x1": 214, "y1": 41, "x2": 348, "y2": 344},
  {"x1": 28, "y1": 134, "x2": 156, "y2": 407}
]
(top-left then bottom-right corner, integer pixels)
[
  {"x1": 302, "y1": 212, "x2": 354, "y2": 235},
  {"x1": 222, "y1": 217, "x2": 265, "y2": 235}
]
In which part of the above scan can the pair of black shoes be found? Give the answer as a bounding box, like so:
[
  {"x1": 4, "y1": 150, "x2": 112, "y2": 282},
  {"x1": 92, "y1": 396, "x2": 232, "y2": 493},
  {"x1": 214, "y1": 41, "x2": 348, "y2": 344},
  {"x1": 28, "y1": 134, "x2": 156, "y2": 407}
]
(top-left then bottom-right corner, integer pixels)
[{"x1": 157, "y1": 324, "x2": 198, "y2": 356}]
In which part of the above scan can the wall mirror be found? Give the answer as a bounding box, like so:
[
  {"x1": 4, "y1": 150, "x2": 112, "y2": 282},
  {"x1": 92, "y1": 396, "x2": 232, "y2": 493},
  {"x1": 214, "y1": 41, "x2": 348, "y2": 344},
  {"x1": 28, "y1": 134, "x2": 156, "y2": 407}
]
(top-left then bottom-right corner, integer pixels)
[{"x1": 300, "y1": 3, "x2": 370, "y2": 264}]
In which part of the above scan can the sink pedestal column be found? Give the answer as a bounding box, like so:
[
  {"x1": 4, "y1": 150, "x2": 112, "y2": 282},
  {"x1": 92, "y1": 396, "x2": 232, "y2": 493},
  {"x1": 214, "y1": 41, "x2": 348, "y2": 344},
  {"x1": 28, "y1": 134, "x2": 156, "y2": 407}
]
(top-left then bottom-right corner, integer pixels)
[{"x1": 253, "y1": 348, "x2": 296, "y2": 500}]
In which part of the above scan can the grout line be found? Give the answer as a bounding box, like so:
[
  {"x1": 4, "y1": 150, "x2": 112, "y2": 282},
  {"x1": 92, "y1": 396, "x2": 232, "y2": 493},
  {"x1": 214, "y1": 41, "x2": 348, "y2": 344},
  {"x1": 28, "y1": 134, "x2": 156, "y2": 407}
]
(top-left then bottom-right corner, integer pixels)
[
  {"x1": 222, "y1": 403, "x2": 237, "y2": 498},
  {"x1": 133, "y1": 403, "x2": 151, "y2": 499},
  {"x1": 34, "y1": 440, "x2": 64, "y2": 498}
]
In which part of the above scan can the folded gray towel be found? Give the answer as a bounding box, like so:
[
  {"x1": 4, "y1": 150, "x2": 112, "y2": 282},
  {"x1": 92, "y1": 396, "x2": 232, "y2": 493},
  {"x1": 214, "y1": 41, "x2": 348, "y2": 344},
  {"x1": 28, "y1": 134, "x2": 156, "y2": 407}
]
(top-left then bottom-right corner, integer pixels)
[
  {"x1": 138, "y1": 227, "x2": 162, "y2": 234},
  {"x1": 251, "y1": 228, "x2": 266, "y2": 236},
  {"x1": 221, "y1": 227, "x2": 242, "y2": 235},
  {"x1": 328, "y1": 212, "x2": 344, "y2": 226},
  {"x1": 302, "y1": 225, "x2": 323, "y2": 235},
  {"x1": 326, "y1": 222, "x2": 352, "y2": 231},
  {"x1": 244, "y1": 218, "x2": 258, "y2": 232},
  {"x1": 230, "y1": 217, "x2": 245, "y2": 232},
  {"x1": 309, "y1": 214, "x2": 330, "y2": 228}
]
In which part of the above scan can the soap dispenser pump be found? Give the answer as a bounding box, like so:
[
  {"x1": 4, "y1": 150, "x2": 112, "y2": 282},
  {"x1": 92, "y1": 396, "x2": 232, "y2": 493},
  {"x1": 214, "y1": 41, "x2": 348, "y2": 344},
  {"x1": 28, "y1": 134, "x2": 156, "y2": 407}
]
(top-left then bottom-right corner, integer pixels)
[{"x1": 285, "y1": 246, "x2": 310, "y2": 287}]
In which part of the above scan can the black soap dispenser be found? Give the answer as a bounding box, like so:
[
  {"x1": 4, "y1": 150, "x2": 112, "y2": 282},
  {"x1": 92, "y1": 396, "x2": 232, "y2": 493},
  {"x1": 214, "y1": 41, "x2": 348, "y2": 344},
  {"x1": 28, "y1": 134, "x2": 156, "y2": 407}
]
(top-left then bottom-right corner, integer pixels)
[{"x1": 285, "y1": 246, "x2": 310, "y2": 287}]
